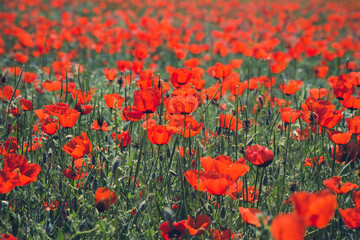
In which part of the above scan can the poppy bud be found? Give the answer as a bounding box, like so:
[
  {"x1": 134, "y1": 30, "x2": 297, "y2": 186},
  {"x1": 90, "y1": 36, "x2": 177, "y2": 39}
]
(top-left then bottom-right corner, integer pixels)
[
  {"x1": 151, "y1": 172, "x2": 156, "y2": 180},
  {"x1": 159, "y1": 154, "x2": 164, "y2": 161},
  {"x1": 112, "y1": 156, "x2": 121, "y2": 175},
  {"x1": 47, "y1": 148, "x2": 53, "y2": 158},
  {"x1": 290, "y1": 183, "x2": 297, "y2": 192},
  {"x1": 167, "y1": 148, "x2": 171, "y2": 158},
  {"x1": 258, "y1": 95, "x2": 263, "y2": 107},
  {"x1": 43, "y1": 153, "x2": 47, "y2": 163},
  {"x1": 268, "y1": 109, "x2": 272, "y2": 116},
  {"x1": 265, "y1": 118, "x2": 270, "y2": 126},
  {"x1": 1, "y1": 75, "x2": 6, "y2": 83},
  {"x1": 164, "y1": 207, "x2": 174, "y2": 227},
  {"x1": 263, "y1": 175, "x2": 268, "y2": 186},
  {"x1": 92, "y1": 179, "x2": 99, "y2": 192},
  {"x1": 139, "y1": 200, "x2": 147, "y2": 212},
  {"x1": 44, "y1": 219, "x2": 52, "y2": 236},
  {"x1": 169, "y1": 170, "x2": 177, "y2": 177}
]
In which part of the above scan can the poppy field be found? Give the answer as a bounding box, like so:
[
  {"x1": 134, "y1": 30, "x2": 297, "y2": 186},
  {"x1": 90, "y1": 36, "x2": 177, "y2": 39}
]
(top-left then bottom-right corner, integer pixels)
[{"x1": 1, "y1": 0, "x2": 360, "y2": 239}]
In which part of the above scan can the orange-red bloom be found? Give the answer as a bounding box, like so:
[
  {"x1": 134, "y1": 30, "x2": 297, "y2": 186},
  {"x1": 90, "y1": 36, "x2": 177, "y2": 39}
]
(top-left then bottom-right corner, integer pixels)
[
  {"x1": 0, "y1": 86, "x2": 20, "y2": 102},
  {"x1": 279, "y1": 80, "x2": 303, "y2": 95},
  {"x1": 323, "y1": 176, "x2": 358, "y2": 194},
  {"x1": 210, "y1": 227, "x2": 237, "y2": 240},
  {"x1": 112, "y1": 130, "x2": 131, "y2": 148},
  {"x1": 40, "y1": 118, "x2": 59, "y2": 135},
  {"x1": 159, "y1": 220, "x2": 187, "y2": 240},
  {"x1": 104, "y1": 68, "x2": 117, "y2": 81},
  {"x1": 308, "y1": 88, "x2": 328, "y2": 100},
  {"x1": 91, "y1": 120, "x2": 109, "y2": 131},
  {"x1": 208, "y1": 62, "x2": 233, "y2": 79},
  {"x1": 122, "y1": 105, "x2": 144, "y2": 121},
  {"x1": 170, "y1": 68, "x2": 193, "y2": 88},
  {"x1": 346, "y1": 116, "x2": 360, "y2": 134},
  {"x1": 0, "y1": 169, "x2": 19, "y2": 194},
  {"x1": 186, "y1": 215, "x2": 210, "y2": 236},
  {"x1": 95, "y1": 187, "x2": 118, "y2": 212},
  {"x1": 0, "y1": 136, "x2": 18, "y2": 156},
  {"x1": 327, "y1": 130, "x2": 352, "y2": 145},
  {"x1": 62, "y1": 132, "x2": 93, "y2": 159},
  {"x1": 147, "y1": 125, "x2": 175, "y2": 145},
  {"x1": 20, "y1": 98, "x2": 34, "y2": 111},
  {"x1": 167, "y1": 96, "x2": 199, "y2": 115},
  {"x1": 271, "y1": 213, "x2": 306, "y2": 240},
  {"x1": 290, "y1": 190, "x2": 337, "y2": 228},
  {"x1": 245, "y1": 145, "x2": 273, "y2": 167},
  {"x1": 279, "y1": 107, "x2": 300, "y2": 124},
  {"x1": 239, "y1": 207, "x2": 268, "y2": 227},
  {"x1": 104, "y1": 93, "x2": 125, "y2": 109},
  {"x1": 58, "y1": 109, "x2": 81, "y2": 128},
  {"x1": 3, "y1": 153, "x2": 41, "y2": 186},
  {"x1": 218, "y1": 113, "x2": 242, "y2": 131},
  {"x1": 133, "y1": 88, "x2": 160, "y2": 113}
]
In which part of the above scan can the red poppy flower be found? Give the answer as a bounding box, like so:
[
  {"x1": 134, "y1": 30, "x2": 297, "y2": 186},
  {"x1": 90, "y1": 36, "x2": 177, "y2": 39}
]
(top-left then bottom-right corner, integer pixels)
[
  {"x1": 103, "y1": 68, "x2": 117, "y2": 81},
  {"x1": 167, "y1": 96, "x2": 199, "y2": 115},
  {"x1": 290, "y1": 190, "x2": 337, "y2": 228},
  {"x1": 279, "y1": 80, "x2": 303, "y2": 95},
  {"x1": 43, "y1": 200, "x2": 59, "y2": 211},
  {"x1": 116, "y1": 60, "x2": 131, "y2": 72},
  {"x1": 242, "y1": 186, "x2": 259, "y2": 203},
  {"x1": 208, "y1": 62, "x2": 233, "y2": 79},
  {"x1": 159, "y1": 220, "x2": 187, "y2": 240},
  {"x1": 323, "y1": 176, "x2": 358, "y2": 194},
  {"x1": 184, "y1": 169, "x2": 206, "y2": 191},
  {"x1": 210, "y1": 227, "x2": 237, "y2": 240},
  {"x1": 40, "y1": 118, "x2": 59, "y2": 135},
  {"x1": 313, "y1": 66, "x2": 329, "y2": 78},
  {"x1": 104, "y1": 93, "x2": 125, "y2": 109},
  {"x1": 279, "y1": 107, "x2": 300, "y2": 124},
  {"x1": 327, "y1": 130, "x2": 352, "y2": 145},
  {"x1": 62, "y1": 159, "x2": 88, "y2": 180},
  {"x1": 0, "y1": 136, "x2": 18, "y2": 156},
  {"x1": 95, "y1": 187, "x2": 118, "y2": 212},
  {"x1": 170, "y1": 68, "x2": 193, "y2": 88},
  {"x1": 20, "y1": 98, "x2": 34, "y2": 111},
  {"x1": 271, "y1": 213, "x2": 306, "y2": 240},
  {"x1": 91, "y1": 120, "x2": 109, "y2": 131},
  {"x1": 0, "y1": 233, "x2": 18, "y2": 240},
  {"x1": 339, "y1": 208, "x2": 360, "y2": 229},
  {"x1": 133, "y1": 88, "x2": 160, "y2": 113},
  {"x1": 22, "y1": 72, "x2": 37, "y2": 83},
  {"x1": 112, "y1": 130, "x2": 131, "y2": 148},
  {"x1": 3, "y1": 153, "x2": 41, "y2": 186},
  {"x1": 147, "y1": 125, "x2": 175, "y2": 145},
  {"x1": 303, "y1": 156, "x2": 324, "y2": 167},
  {"x1": 200, "y1": 155, "x2": 249, "y2": 181},
  {"x1": 245, "y1": 145, "x2": 274, "y2": 167},
  {"x1": 199, "y1": 171, "x2": 234, "y2": 195},
  {"x1": 308, "y1": 88, "x2": 328, "y2": 100},
  {"x1": 218, "y1": 113, "x2": 242, "y2": 131},
  {"x1": 62, "y1": 132, "x2": 93, "y2": 159},
  {"x1": 239, "y1": 207, "x2": 268, "y2": 227},
  {"x1": 0, "y1": 169, "x2": 20, "y2": 194},
  {"x1": 41, "y1": 80, "x2": 62, "y2": 92},
  {"x1": 333, "y1": 81, "x2": 354, "y2": 101},
  {"x1": 57, "y1": 109, "x2": 81, "y2": 128},
  {"x1": 353, "y1": 191, "x2": 360, "y2": 208},
  {"x1": 44, "y1": 102, "x2": 69, "y2": 117},
  {"x1": 0, "y1": 86, "x2": 20, "y2": 102},
  {"x1": 292, "y1": 128, "x2": 309, "y2": 141},
  {"x1": 341, "y1": 95, "x2": 360, "y2": 110},
  {"x1": 71, "y1": 88, "x2": 95, "y2": 104},
  {"x1": 122, "y1": 105, "x2": 144, "y2": 122},
  {"x1": 186, "y1": 215, "x2": 210, "y2": 236},
  {"x1": 346, "y1": 116, "x2": 360, "y2": 134}
]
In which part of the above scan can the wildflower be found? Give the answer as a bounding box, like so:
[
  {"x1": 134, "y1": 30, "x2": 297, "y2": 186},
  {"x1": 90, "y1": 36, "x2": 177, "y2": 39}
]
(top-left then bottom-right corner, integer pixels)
[{"x1": 94, "y1": 187, "x2": 118, "y2": 212}]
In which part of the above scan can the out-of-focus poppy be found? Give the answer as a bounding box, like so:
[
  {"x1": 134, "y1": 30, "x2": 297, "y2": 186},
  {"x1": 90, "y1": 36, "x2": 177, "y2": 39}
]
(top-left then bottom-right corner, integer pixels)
[
  {"x1": 63, "y1": 159, "x2": 88, "y2": 181},
  {"x1": 323, "y1": 176, "x2": 358, "y2": 194},
  {"x1": 3, "y1": 153, "x2": 41, "y2": 186},
  {"x1": 186, "y1": 215, "x2": 210, "y2": 236},
  {"x1": 333, "y1": 81, "x2": 354, "y2": 101},
  {"x1": 74, "y1": 103, "x2": 93, "y2": 115},
  {"x1": 242, "y1": 186, "x2": 259, "y2": 203},
  {"x1": 170, "y1": 68, "x2": 193, "y2": 88},
  {"x1": 40, "y1": 118, "x2": 59, "y2": 135},
  {"x1": 44, "y1": 102, "x2": 69, "y2": 117},
  {"x1": 339, "y1": 208, "x2": 360, "y2": 229},
  {"x1": 177, "y1": 116, "x2": 204, "y2": 138},
  {"x1": 327, "y1": 130, "x2": 352, "y2": 145},
  {"x1": 104, "y1": 93, "x2": 125, "y2": 109},
  {"x1": 0, "y1": 86, "x2": 20, "y2": 102},
  {"x1": 104, "y1": 68, "x2": 117, "y2": 81},
  {"x1": 313, "y1": 66, "x2": 329, "y2": 78},
  {"x1": 22, "y1": 72, "x2": 37, "y2": 84},
  {"x1": 200, "y1": 171, "x2": 234, "y2": 195},
  {"x1": 304, "y1": 156, "x2": 324, "y2": 167},
  {"x1": 133, "y1": 88, "x2": 160, "y2": 113},
  {"x1": 346, "y1": 116, "x2": 360, "y2": 134},
  {"x1": 159, "y1": 220, "x2": 187, "y2": 240},
  {"x1": 290, "y1": 190, "x2": 337, "y2": 228},
  {"x1": 279, "y1": 107, "x2": 300, "y2": 124},
  {"x1": 116, "y1": 60, "x2": 131, "y2": 72},
  {"x1": 239, "y1": 207, "x2": 268, "y2": 227},
  {"x1": 271, "y1": 213, "x2": 306, "y2": 240},
  {"x1": 245, "y1": 145, "x2": 273, "y2": 167},
  {"x1": 19, "y1": 98, "x2": 34, "y2": 111},
  {"x1": 71, "y1": 88, "x2": 95, "y2": 104},
  {"x1": 292, "y1": 128, "x2": 309, "y2": 141},
  {"x1": 218, "y1": 113, "x2": 242, "y2": 131},
  {"x1": 62, "y1": 132, "x2": 92, "y2": 159},
  {"x1": 341, "y1": 95, "x2": 360, "y2": 110},
  {"x1": 147, "y1": 125, "x2": 175, "y2": 145},
  {"x1": 41, "y1": 80, "x2": 62, "y2": 92},
  {"x1": 210, "y1": 227, "x2": 237, "y2": 240},
  {"x1": 279, "y1": 80, "x2": 303, "y2": 95},
  {"x1": 112, "y1": 130, "x2": 131, "y2": 148},
  {"x1": 208, "y1": 63, "x2": 233, "y2": 79},
  {"x1": 168, "y1": 96, "x2": 199, "y2": 115},
  {"x1": 95, "y1": 187, "x2": 118, "y2": 212},
  {"x1": 353, "y1": 191, "x2": 360, "y2": 208},
  {"x1": 184, "y1": 169, "x2": 206, "y2": 191},
  {"x1": 309, "y1": 88, "x2": 328, "y2": 100},
  {"x1": 0, "y1": 233, "x2": 18, "y2": 240}
]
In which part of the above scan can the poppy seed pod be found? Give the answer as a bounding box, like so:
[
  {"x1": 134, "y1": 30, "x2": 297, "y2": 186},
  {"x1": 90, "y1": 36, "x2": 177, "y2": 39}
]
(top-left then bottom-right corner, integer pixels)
[{"x1": 245, "y1": 144, "x2": 274, "y2": 167}]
